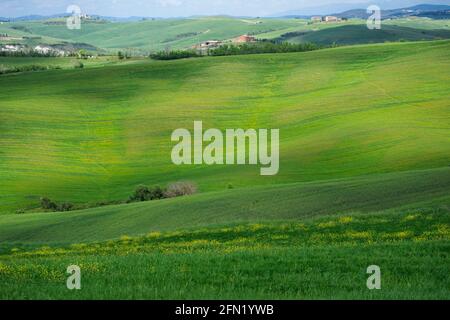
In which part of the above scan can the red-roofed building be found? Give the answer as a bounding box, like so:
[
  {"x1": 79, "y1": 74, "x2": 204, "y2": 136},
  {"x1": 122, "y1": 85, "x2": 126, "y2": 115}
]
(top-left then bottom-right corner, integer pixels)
[{"x1": 233, "y1": 35, "x2": 257, "y2": 43}]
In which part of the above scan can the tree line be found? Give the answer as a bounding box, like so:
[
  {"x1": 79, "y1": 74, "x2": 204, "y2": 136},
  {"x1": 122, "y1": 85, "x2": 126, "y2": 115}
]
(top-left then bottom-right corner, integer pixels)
[
  {"x1": 149, "y1": 41, "x2": 320, "y2": 60},
  {"x1": 32, "y1": 182, "x2": 197, "y2": 214}
]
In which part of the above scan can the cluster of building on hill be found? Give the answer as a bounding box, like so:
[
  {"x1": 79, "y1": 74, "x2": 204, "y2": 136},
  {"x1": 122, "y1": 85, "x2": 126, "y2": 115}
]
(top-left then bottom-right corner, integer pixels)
[
  {"x1": 0, "y1": 44, "x2": 26, "y2": 53},
  {"x1": 0, "y1": 44, "x2": 67, "y2": 55},
  {"x1": 193, "y1": 34, "x2": 257, "y2": 53},
  {"x1": 0, "y1": 43, "x2": 98, "y2": 57},
  {"x1": 310, "y1": 15, "x2": 346, "y2": 22}
]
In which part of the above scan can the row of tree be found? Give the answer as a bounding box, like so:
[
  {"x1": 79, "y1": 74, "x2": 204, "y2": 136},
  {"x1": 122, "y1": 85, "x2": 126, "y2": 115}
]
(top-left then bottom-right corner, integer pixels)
[
  {"x1": 0, "y1": 64, "x2": 61, "y2": 75},
  {"x1": 37, "y1": 182, "x2": 197, "y2": 213},
  {"x1": 149, "y1": 49, "x2": 200, "y2": 60},
  {"x1": 0, "y1": 50, "x2": 62, "y2": 57},
  {"x1": 209, "y1": 41, "x2": 319, "y2": 56},
  {"x1": 149, "y1": 41, "x2": 320, "y2": 60}
]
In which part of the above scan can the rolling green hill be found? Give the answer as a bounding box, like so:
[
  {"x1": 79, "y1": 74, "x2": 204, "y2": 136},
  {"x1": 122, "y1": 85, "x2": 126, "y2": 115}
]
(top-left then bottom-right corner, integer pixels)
[
  {"x1": 277, "y1": 25, "x2": 450, "y2": 45},
  {"x1": 0, "y1": 39, "x2": 449, "y2": 300},
  {"x1": 1, "y1": 17, "x2": 306, "y2": 52},
  {"x1": 2, "y1": 17, "x2": 450, "y2": 53},
  {"x1": 0, "y1": 167, "x2": 448, "y2": 244},
  {"x1": 1, "y1": 40, "x2": 449, "y2": 214},
  {"x1": 0, "y1": 55, "x2": 145, "y2": 71}
]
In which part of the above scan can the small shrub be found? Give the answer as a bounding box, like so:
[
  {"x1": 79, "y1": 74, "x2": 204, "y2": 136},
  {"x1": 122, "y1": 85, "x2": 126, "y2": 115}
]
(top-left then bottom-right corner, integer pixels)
[
  {"x1": 40, "y1": 197, "x2": 57, "y2": 211},
  {"x1": 164, "y1": 182, "x2": 197, "y2": 198},
  {"x1": 74, "y1": 61, "x2": 84, "y2": 69},
  {"x1": 149, "y1": 185, "x2": 165, "y2": 200},
  {"x1": 0, "y1": 64, "x2": 52, "y2": 75},
  {"x1": 129, "y1": 185, "x2": 151, "y2": 202},
  {"x1": 129, "y1": 185, "x2": 166, "y2": 202},
  {"x1": 58, "y1": 202, "x2": 74, "y2": 212}
]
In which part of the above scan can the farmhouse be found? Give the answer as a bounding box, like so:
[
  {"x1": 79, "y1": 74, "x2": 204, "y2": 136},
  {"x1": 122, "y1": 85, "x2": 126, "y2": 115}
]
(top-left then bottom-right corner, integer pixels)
[
  {"x1": 194, "y1": 40, "x2": 223, "y2": 50},
  {"x1": 193, "y1": 40, "x2": 223, "y2": 54},
  {"x1": 233, "y1": 35, "x2": 256, "y2": 43},
  {"x1": 324, "y1": 16, "x2": 340, "y2": 22},
  {"x1": 201, "y1": 40, "x2": 222, "y2": 48}
]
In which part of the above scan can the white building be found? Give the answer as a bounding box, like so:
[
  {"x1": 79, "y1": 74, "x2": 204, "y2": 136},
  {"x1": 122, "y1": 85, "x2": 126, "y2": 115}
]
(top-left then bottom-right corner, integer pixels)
[{"x1": 324, "y1": 16, "x2": 340, "y2": 22}]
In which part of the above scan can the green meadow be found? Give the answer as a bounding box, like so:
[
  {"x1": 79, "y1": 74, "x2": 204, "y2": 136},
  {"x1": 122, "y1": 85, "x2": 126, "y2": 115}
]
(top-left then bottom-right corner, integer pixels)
[
  {"x1": 0, "y1": 55, "x2": 141, "y2": 72},
  {"x1": 1, "y1": 40, "x2": 449, "y2": 213},
  {"x1": 279, "y1": 25, "x2": 450, "y2": 45},
  {"x1": 0, "y1": 167, "x2": 448, "y2": 244},
  {"x1": 1, "y1": 207, "x2": 449, "y2": 299},
  {"x1": 0, "y1": 39, "x2": 449, "y2": 299}
]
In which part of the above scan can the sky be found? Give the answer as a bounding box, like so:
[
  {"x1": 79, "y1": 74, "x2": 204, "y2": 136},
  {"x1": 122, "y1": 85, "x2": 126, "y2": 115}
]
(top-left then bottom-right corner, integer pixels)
[{"x1": 0, "y1": 0, "x2": 449, "y2": 18}]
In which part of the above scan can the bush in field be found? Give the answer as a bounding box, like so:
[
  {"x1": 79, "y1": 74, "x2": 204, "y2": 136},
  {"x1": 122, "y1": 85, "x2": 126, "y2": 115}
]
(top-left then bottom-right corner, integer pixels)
[
  {"x1": 164, "y1": 182, "x2": 197, "y2": 198},
  {"x1": 40, "y1": 197, "x2": 58, "y2": 211},
  {"x1": 129, "y1": 185, "x2": 165, "y2": 202},
  {"x1": 40, "y1": 197, "x2": 75, "y2": 212},
  {"x1": 78, "y1": 49, "x2": 89, "y2": 59},
  {"x1": 73, "y1": 61, "x2": 84, "y2": 69},
  {"x1": 0, "y1": 64, "x2": 53, "y2": 75},
  {"x1": 58, "y1": 202, "x2": 74, "y2": 212},
  {"x1": 149, "y1": 186, "x2": 165, "y2": 200},
  {"x1": 129, "y1": 185, "x2": 150, "y2": 202}
]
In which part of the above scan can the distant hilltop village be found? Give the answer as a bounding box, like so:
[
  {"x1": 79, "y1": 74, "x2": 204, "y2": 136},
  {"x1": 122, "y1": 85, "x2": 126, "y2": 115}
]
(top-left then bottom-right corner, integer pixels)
[
  {"x1": 310, "y1": 16, "x2": 346, "y2": 23},
  {"x1": 0, "y1": 41, "x2": 97, "y2": 57}
]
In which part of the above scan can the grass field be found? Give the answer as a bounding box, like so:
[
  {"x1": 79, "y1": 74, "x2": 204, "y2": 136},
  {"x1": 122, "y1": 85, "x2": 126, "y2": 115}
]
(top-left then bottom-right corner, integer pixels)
[
  {"x1": 0, "y1": 38, "x2": 449, "y2": 299},
  {"x1": 278, "y1": 25, "x2": 450, "y2": 45},
  {"x1": 0, "y1": 55, "x2": 142, "y2": 72},
  {"x1": 1, "y1": 40, "x2": 449, "y2": 214},
  {"x1": 0, "y1": 167, "x2": 448, "y2": 244},
  {"x1": 1, "y1": 206, "x2": 449, "y2": 299}
]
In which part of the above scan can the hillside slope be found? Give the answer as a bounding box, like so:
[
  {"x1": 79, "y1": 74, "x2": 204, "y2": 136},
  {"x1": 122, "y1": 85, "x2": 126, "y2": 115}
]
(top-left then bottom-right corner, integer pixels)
[
  {"x1": 1, "y1": 17, "x2": 305, "y2": 52},
  {"x1": 3, "y1": 18, "x2": 450, "y2": 52},
  {"x1": 278, "y1": 25, "x2": 450, "y2": 45},
  {"x1": 1, "y1": 206, "x2": 449, "y2": 299},
  {"x1": 0, "y1": 167, "x2": 448, "y2": 244},
  {"x1": 0, "y1": 40, "x2": 449, "y2": 213}
]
